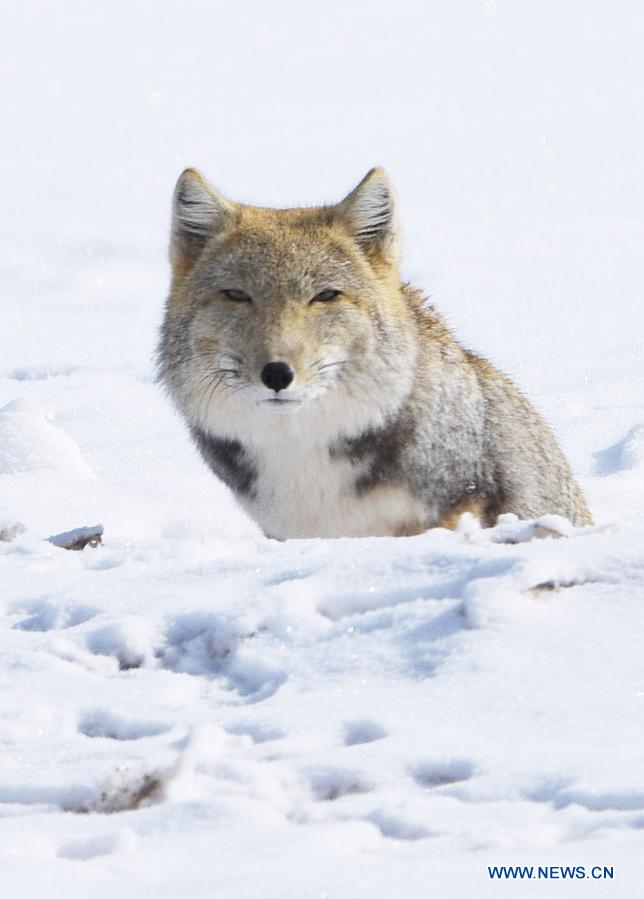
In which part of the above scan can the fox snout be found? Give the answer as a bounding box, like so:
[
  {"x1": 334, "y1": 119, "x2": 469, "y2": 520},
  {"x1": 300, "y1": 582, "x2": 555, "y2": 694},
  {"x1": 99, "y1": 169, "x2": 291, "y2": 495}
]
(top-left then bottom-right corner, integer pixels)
[{"x1": 260, "y1": 361, "x2": 294, "y2": 393}]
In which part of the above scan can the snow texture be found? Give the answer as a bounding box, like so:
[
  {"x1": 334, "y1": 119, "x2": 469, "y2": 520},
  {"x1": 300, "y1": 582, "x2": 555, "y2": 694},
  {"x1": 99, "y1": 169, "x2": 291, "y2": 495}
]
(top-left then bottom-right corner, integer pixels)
[{"x1": 1, "y1": 1, "x2": 643, "y2": 897}]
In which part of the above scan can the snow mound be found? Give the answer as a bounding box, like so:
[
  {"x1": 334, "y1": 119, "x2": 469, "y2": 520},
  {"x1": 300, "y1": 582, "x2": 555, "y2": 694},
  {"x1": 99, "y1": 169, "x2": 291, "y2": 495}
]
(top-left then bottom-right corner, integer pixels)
[
  {"x1": 0, "y1": 400, "x2": 93, "y2": 477},
  {"x1": 457, "y1": 512, "x2": 578, "y2": 544}
]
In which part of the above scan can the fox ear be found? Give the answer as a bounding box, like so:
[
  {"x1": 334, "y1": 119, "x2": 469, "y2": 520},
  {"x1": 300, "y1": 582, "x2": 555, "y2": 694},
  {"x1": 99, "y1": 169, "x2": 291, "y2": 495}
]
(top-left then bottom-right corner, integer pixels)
[
  {"x1": 337, "y1": 168, "x2": 400, "y2": 264},
  {"x1": 170, "y1": 169, "x2": 235, "y2": 270}
]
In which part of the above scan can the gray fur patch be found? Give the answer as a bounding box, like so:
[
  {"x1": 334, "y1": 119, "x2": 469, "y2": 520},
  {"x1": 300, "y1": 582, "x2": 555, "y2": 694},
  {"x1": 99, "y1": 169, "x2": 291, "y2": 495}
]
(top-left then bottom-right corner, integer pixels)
[
  {"x1": 190, "y1": 427, "x2": 256, "y2": 497},
  {"x1": 332, "y1": 405, "x2": 506, "y2": 524}
]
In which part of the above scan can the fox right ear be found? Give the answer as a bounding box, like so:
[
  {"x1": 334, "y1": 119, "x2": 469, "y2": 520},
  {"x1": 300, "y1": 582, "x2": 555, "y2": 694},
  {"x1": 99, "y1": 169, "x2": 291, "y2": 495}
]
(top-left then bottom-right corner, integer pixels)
[
  {"x1": 337, "y1": 168, "x2": 400, "y2": 265},
  {"x1": 170, "y1": 169, "x2": 235, "y2": 270}
]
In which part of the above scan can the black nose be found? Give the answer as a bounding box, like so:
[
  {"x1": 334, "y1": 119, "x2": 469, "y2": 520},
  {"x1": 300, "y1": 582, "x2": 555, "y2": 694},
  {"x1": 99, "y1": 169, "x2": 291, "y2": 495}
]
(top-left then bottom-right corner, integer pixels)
[{"x1": 261, "y1": 361, "x2": 294, "y2": 393}]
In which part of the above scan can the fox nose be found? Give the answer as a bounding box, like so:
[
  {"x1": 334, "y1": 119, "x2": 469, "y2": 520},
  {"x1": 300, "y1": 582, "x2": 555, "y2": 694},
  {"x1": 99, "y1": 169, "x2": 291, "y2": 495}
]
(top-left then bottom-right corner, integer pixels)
[{"x1": 261, "y1": 361, "x2": 294, "y2": 393}]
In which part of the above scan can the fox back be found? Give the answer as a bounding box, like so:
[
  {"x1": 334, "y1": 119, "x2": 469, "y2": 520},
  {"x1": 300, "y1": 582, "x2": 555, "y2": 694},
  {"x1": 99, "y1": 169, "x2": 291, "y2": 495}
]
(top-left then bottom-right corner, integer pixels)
[{"x1": 158, "y1": 168, "x2": 591, "y2": 538}]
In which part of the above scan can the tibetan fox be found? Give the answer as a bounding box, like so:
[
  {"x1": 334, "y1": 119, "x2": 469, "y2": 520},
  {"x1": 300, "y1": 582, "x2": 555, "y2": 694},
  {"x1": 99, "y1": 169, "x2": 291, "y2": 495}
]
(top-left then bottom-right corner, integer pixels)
[{"x1": 158, "y1": 168, "x2": 591, "y2": 538}]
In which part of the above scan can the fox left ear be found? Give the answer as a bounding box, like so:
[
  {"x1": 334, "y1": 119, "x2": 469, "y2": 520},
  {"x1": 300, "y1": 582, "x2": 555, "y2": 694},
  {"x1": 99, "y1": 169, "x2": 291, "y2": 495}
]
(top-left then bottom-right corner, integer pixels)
[
  {"x1": 337, "y1": 168, "x2": 400, "y2": 264},
  {"x1": 170, "y1": 168, "x2": 236, "y2": 272}
]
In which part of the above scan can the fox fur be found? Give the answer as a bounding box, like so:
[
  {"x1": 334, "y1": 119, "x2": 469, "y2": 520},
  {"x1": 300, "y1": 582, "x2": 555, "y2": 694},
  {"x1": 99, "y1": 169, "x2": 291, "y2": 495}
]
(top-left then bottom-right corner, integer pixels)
[{"x1": 157, "y1": 167, "x2": 591, "y2": 539}]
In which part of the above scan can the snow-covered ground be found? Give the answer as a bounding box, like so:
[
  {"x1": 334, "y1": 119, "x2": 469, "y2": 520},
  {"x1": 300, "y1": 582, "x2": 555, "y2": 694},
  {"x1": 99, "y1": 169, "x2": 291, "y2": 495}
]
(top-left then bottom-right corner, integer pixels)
[{"x1": 2, "y1": 2, "x2": 644, "y2": 896}]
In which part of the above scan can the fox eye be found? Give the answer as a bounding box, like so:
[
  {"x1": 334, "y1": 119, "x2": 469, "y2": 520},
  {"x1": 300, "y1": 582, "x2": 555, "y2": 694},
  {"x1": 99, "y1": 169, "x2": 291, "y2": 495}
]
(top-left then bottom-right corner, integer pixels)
[
  {"x1": 311, "y1": 289, "x2": 341, "y2": 303},
  {"x1": 223, "y1": 288, "x2": 252, "y2": 303}
]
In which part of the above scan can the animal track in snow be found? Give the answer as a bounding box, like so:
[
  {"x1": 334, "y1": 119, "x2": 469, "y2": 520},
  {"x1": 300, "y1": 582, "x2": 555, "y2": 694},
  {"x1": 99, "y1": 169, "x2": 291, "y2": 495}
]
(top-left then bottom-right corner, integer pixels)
[
  {"x1": 398, "y1": 603, "x2": 466, "y2": 677},
  {"x1": 0, "y1": 765, "x2": 174, "y2": 816},
  {"x1": 8, "y1": 364, "x2": 77, "y2": 381},
  {"x1": 366, "y1": 809, "x2": 431, "y2": 841},
  {"x1": 158, "y1": 611, "x2": 239, "y2": 675},
  {"x1": 552, "y1": 787, "x2": 644, "y2": 813},
  {"x1": 86, "y1": 618, "x2": 157, "y2": 670},
  {"x1": 523, "y1": 776, "x2": 644, "y2": 815},
  {"x1": 523, "y1": 776, "x2": 573, "y2": 804},
  {"x1": 88, "y1": 768, "x2": 167, "y2": 814},
  {"x1": 411, "y1": 758, "x2": 474, "y2": 789},
  {"x1": 12, "y1": 600, "x2": 98, "y2": 632},
  {"x1": 78, "y1": 709, "x2": 171, "y2": 741},
  {"x1": 595, "y1": 422, "x2": 644, "y2": 476},
  {"x1": 226, "y1": 720, "x2": 286, "y2": 743},
  {"x1": 343, "y1": 719, "x2": 389, "y2": 746},
  {"x1": 309, "y1": 767, "x2": 373, "y2": 802},
  {"x1": 62, "y1": 762, "x2": 178, "y2": 815},
  {"x1": 157, "y1": 611, "x2": 287, "y2": 703}
]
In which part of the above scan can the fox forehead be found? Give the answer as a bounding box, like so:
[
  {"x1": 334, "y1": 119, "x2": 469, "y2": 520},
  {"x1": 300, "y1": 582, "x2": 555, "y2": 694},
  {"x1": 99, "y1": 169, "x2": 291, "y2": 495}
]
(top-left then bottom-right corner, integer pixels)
[{"x1": 194, "y1": 213, "x2": 371, "y2": 298}]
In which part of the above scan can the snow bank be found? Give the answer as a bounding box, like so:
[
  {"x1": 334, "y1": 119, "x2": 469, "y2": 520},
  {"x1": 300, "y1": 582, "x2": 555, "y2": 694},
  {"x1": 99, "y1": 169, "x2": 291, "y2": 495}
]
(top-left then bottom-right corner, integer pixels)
[{"x1": 0, "y1": 400, "x2": 93, "y2": 477}]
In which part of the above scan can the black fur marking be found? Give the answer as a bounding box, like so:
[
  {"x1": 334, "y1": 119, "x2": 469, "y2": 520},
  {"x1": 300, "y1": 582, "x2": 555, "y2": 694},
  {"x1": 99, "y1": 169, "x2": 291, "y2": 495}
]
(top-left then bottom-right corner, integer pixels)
[
  {"x1": 190, "y1": 426, "x2": 256, "y2": 497},
  {"x1": 331, "y1": 414, "x2": 415, "y2": 496}
]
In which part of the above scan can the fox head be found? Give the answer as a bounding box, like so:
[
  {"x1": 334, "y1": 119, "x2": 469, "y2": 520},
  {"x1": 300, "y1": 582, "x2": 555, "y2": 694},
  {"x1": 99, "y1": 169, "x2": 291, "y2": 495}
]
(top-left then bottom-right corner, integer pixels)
[{"x1": 159, "y1": 168, "x2": 419, "y2": 445}]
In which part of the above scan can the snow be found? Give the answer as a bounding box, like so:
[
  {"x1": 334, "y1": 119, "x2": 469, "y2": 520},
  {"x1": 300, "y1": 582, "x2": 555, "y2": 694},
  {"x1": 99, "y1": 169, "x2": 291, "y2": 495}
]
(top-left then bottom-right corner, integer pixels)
[
  {"x1": 0, "y1": 400, "x2": 93, "y2": 477},
  {"x1": 2, "y1": 1, "x2": 644, "y2": 896}
]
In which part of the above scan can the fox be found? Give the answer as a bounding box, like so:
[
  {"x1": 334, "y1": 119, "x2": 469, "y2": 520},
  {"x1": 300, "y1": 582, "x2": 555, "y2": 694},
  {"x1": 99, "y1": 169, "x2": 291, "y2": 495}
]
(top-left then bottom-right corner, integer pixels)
[{"x1": 157, "y1": 167, "x2": 591, "y2": 539}]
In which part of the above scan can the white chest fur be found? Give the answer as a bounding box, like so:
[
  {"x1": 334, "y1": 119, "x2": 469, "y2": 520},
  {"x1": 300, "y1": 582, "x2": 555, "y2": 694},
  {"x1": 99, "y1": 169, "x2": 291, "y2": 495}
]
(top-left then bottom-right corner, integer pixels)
[
  {"x1": 198, "y1": 382, "x2": 430, "y2": 539},
  {"x1": 239, "y1": 436, "x2": 429, "y2": 539}
]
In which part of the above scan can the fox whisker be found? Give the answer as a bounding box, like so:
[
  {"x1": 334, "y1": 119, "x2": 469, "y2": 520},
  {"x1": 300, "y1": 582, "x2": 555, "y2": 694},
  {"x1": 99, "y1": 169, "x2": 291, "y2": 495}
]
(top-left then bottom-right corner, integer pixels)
[{"x1": 314, "y1": 360, "x2": 349, "y2": 373}]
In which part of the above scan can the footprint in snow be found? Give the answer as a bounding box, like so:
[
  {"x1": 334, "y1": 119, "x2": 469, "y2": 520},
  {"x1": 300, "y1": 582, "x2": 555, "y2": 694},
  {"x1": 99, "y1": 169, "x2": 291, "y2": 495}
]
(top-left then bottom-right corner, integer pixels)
[
  {"x1": 552, "y1": 786, "x2": 644, "y2": 813},
  {"x1": 12, "y1": 600, "x2": 98, "y2": 632},
  {"x1": 411, "y1": 757, "x2": 474, "y2": 789},
  {"x1": 226, "y1": 720, "x2": 286, "y2": 743},
  {"x1": 86, "y1": 619, "x2": 156, "y2": 671},
  {"x1": 65, "y1": 764, "x2": 174, "y2": 815},
  {"x1": 595, "y1": 422, "x2": 644, "y2": 476},
  {"x1": 366, "y1": 809, "x2": 431, "y2": 841},
  {"x1": 343, "y1": 719, "x2": 389, "y2": 746},
  {"x1": 78, "y1": 709, "x2": 171, "y2": 741},
  {"x1": 9, "y1": 364, "x2": 78, "y2": 382},
  {"x1": 157, "y1": 611, "x2": 287, "y2": 703},
  {"x1": 309, "y1": 767, "x2": 373, "y2": 802}
]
